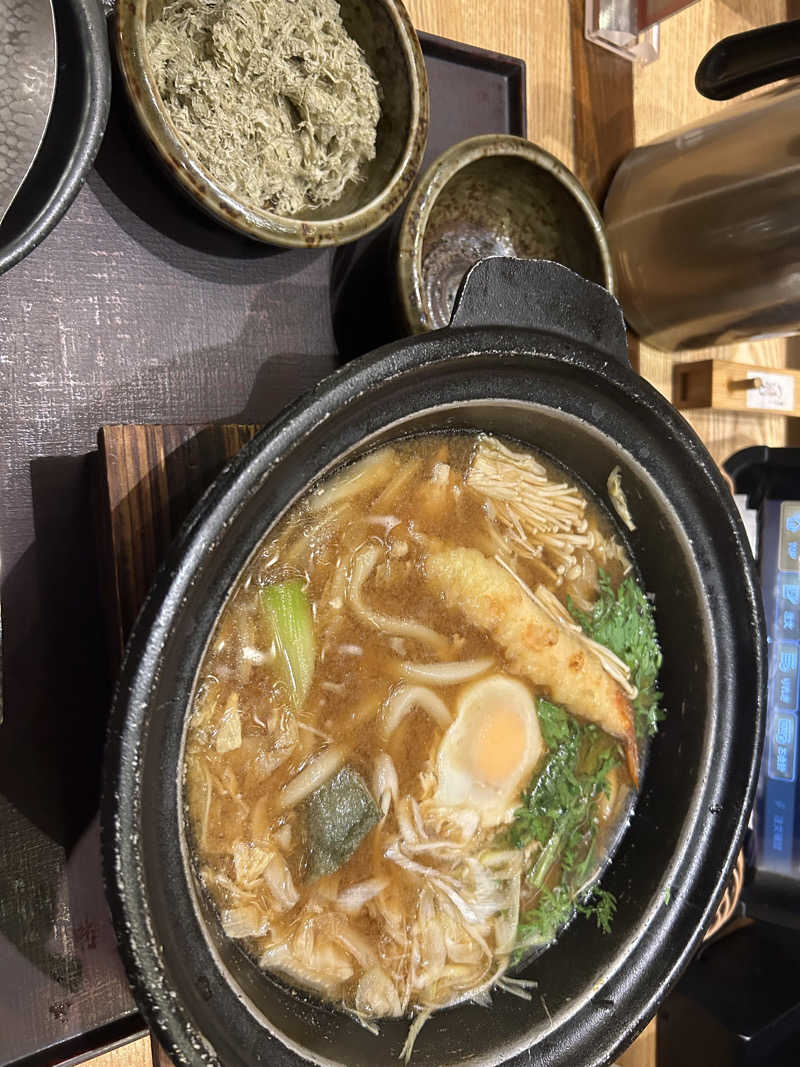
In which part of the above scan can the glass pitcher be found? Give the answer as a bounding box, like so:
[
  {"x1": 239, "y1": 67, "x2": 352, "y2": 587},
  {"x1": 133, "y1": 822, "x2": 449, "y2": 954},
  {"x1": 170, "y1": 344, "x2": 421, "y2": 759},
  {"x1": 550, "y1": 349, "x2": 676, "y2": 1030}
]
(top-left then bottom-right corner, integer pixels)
[{"x1": 604, "y1": 20, "x2": 800, "y2": 351}]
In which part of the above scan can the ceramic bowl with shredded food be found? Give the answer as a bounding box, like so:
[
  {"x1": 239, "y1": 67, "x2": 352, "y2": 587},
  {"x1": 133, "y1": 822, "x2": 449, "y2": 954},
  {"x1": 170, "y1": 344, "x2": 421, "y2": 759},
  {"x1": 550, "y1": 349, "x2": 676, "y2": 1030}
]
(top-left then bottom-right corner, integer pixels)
[
  {"x1": 115, "y1": 0, "x2": 429, "y2": 248},
  {"x1": 396, "y1": 134, "x2": 614, "y2": 331},
  {"x1": 105, "y1": 258, "x2": 764, "y2": 1067}
]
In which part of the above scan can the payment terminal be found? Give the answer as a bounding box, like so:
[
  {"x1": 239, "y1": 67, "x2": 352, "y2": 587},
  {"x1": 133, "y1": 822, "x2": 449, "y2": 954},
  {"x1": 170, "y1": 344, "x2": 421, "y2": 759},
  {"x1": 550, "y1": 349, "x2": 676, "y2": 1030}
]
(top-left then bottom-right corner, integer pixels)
[
  {"x1": 656, "y1": 447, "x2": 800, "y2": 1066},
  {"x1": 725, "y1": 446, "x2": 800, "y2": 925}
]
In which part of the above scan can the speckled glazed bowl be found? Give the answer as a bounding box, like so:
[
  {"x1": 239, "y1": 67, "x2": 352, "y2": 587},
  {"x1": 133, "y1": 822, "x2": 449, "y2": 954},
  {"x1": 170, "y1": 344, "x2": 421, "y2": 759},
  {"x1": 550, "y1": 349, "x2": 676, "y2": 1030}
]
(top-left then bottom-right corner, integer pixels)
[
  {"x1": 397, "y1": 134, "x2": 614, "y2": 331},
  {"x1": 115, "y1": 0, "x2": 429, "y2": 248}
]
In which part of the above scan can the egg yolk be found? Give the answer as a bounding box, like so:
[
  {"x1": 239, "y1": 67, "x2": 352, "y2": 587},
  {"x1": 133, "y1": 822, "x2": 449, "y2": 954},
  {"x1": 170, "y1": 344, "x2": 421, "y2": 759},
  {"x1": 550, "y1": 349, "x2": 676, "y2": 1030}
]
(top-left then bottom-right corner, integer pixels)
[{"x1": 470, "y1": 707, "x2": 528, "y2": 787}]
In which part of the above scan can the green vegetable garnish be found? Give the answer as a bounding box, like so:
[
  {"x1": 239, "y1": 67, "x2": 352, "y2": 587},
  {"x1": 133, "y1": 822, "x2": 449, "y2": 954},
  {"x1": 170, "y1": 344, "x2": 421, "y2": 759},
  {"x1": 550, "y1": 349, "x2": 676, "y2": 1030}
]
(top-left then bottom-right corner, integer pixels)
[
  {"x1": 577, "y1": 886, "x2": 617, "y2": 932},
  {"x1": 570, "y1": 572, "x2": 664, "y2": 738},
  {"x1": 515, "y1": 885, "x2": 617, "y2": 953},
  {"x1": 515, "y1": 885, "x2": 573, "y2": 949},
  {"x1": 512, "y1": 573, "x2": 665, "y2": 953},
  {"x1": 508, "y1": 700, "x2": 621, "y2": 950},
  {"x1": 260, "y1": 579, "x2": 316, "y2": 707}
]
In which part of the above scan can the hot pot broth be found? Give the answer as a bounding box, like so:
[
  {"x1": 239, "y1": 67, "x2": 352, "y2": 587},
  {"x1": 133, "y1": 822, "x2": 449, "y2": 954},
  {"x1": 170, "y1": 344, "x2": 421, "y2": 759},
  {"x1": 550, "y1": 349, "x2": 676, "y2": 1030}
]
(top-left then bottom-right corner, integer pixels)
[{"x1": 184, "y1": 433, "x2": 662, "y2": 1034}]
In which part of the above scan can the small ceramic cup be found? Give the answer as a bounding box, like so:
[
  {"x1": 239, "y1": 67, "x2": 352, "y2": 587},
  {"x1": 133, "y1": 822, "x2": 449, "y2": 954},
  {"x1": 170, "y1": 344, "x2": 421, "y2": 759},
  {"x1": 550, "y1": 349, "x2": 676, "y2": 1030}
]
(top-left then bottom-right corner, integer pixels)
[
  {"x1": 115, "y1": 0, "x2": 429, "y2": 248},
  {"x1": 396, "y1": 133, "x2": 614, "y2": 332}
]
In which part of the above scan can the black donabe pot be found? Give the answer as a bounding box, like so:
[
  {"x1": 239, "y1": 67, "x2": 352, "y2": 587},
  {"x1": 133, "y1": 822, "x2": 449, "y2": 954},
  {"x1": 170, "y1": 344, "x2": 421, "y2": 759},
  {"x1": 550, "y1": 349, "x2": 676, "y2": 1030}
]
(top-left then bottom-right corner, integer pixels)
[{"x1": 103, "y1": 258, "x2": 765, "y2": 1067}]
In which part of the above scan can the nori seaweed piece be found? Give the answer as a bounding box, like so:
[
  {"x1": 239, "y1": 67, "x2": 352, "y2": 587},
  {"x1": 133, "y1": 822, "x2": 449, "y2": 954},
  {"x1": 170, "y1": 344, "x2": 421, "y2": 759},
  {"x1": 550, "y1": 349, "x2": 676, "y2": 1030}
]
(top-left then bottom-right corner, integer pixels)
[{"x1": 302, "y1": 765, "x2": 380, "y2": 881}]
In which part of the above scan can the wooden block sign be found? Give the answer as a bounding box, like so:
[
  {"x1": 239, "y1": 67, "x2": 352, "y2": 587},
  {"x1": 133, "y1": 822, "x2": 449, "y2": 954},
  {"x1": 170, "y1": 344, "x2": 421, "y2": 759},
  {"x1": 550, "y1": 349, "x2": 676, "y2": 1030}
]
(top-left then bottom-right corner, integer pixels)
[{"x1": 673, "y1": 359, "x2": 800, "y2": 417}]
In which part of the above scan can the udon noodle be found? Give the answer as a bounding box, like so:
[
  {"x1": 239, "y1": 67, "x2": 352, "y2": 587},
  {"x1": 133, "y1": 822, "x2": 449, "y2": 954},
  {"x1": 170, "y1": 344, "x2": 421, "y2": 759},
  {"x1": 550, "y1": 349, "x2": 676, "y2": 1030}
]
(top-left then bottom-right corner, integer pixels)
[{"x1": 183, "y1": 433, "x2": 662, "y2": 1053}]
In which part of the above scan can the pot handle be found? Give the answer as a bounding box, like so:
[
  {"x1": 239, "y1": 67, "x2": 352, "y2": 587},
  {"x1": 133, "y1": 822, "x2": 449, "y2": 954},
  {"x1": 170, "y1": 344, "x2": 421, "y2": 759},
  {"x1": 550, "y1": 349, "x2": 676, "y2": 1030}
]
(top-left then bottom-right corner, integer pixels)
[
  {"x1": 449, "y1": 257, "x2": 629, "y2": 367},
  {"x1": 695, "y1": 19, "x2": 800, "y2": 101}
]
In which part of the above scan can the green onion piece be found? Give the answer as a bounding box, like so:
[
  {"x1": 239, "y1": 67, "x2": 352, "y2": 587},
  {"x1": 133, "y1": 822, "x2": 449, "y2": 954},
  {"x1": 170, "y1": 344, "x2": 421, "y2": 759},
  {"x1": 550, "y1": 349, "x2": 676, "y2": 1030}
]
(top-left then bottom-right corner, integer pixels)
[{"x1": 260, "y1": 579, "x2": 316, "y2": 707}]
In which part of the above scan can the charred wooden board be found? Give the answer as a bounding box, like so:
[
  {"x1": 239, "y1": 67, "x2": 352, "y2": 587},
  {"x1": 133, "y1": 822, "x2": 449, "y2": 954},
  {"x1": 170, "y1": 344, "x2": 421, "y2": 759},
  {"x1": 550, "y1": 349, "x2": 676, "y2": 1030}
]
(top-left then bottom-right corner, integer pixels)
[{"x1": 97, "y1": 424, "x2": 261, "y2": 675}]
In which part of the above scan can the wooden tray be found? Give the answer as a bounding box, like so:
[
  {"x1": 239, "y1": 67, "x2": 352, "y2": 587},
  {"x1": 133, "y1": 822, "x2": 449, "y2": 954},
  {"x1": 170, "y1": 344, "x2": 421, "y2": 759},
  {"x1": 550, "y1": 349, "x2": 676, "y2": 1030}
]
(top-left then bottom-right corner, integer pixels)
[{"x1": 98, "y1": 424, "x2": 259, "y2": 675}]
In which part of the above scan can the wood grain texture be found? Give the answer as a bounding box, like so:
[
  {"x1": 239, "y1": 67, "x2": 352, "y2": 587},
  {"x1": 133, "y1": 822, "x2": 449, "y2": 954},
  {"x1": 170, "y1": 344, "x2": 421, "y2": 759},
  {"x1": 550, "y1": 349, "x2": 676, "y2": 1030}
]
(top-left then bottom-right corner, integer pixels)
[
  {"x1": 568, "y1": 0, "x2": 634, "y2": 206},
  {"x1": 566, "y1": 0, "x2": 639, "y2": 371},
  {"x1": 619, "y1": 1018, "x2": 657, "y2": 1067},
  {"x1": 88, "y1": 1036, "x2": 153, "y2": 1067},
  {"x1": 407, "y1": 0, "x2": 573, "y2": 164},
  {"x1": 674, "y1": 359, "x2": 800, "y2": 416},
  {"x1": 97, "y1": 1023, "x2": 659, "y2": 1067},
  {"x1": 97, "y1": 424, "x2": 260, "y2": 673}
]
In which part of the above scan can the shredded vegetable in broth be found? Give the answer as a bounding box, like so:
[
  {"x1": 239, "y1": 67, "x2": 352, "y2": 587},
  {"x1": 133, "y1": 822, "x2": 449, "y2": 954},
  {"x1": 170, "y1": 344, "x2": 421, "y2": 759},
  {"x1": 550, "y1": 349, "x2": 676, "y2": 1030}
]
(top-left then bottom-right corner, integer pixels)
[{"x1": 183, "y1": 434, "x2": 663, "y2": 1054}]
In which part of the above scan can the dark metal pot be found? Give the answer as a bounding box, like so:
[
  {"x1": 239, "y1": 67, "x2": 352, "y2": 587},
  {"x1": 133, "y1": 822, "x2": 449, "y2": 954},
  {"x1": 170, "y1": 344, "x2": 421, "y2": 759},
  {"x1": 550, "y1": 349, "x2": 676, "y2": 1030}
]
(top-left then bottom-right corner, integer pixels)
[{"x1": 102, "y1": 258, "x2": 765, "y2": 1067}]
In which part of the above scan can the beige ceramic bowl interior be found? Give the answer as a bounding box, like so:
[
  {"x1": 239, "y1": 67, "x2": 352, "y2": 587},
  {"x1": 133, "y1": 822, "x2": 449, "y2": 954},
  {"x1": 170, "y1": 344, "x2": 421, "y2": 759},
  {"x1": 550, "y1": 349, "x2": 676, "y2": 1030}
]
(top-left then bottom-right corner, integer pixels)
[
  {"x1": 397, "y1": 134, "x2": 615, "y2": 332},
  {"x1": 115, "y1": 0, "x2": 429, "y2": 248}
]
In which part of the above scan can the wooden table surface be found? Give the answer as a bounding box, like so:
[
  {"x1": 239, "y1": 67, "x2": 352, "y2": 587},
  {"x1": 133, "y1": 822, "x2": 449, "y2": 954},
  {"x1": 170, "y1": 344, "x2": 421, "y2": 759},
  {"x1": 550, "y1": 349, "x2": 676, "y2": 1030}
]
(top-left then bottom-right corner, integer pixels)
[{"x1": 83, "y1": 1, "x2": 790, "y2": 1066}]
